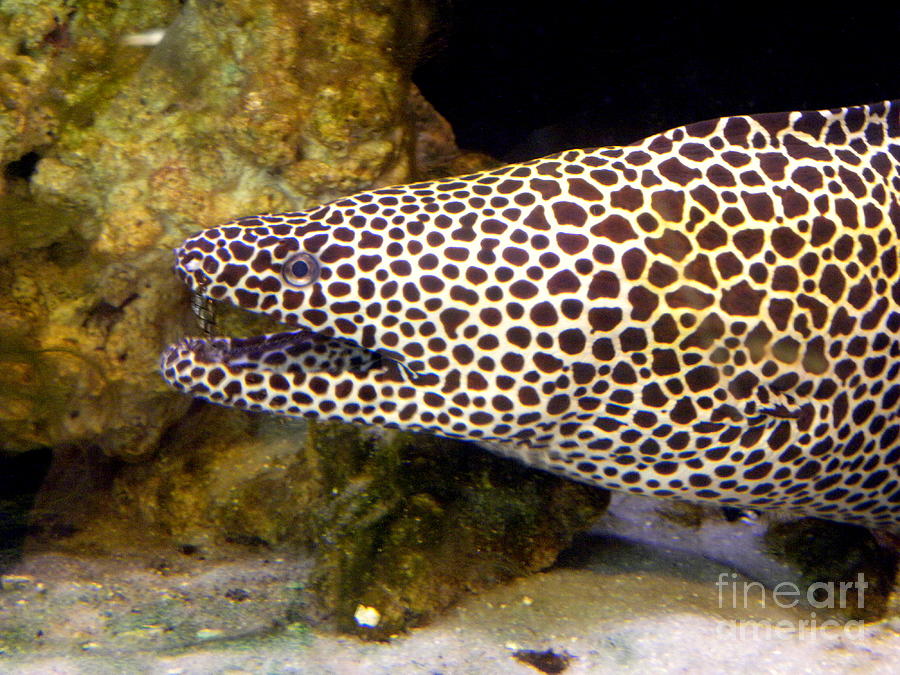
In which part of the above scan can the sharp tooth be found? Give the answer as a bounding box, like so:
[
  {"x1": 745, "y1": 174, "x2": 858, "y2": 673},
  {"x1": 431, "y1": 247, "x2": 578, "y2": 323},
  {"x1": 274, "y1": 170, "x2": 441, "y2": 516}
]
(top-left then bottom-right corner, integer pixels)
[{"x1": 190, "y1": 291, "x2": 217, "y2": 335}]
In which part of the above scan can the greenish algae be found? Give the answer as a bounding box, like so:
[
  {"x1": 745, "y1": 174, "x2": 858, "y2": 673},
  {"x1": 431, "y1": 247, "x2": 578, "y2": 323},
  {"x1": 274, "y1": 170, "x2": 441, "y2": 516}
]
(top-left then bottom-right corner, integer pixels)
[
  {"x1": 765, "y1": 518, "x2": 898, "y2": 621},
  {"x1": 0, "y1": 0, "x2": 184, "y2": 163},
  {"x1": 304, "y1": 424, "x2": 610, "y2": 639}
]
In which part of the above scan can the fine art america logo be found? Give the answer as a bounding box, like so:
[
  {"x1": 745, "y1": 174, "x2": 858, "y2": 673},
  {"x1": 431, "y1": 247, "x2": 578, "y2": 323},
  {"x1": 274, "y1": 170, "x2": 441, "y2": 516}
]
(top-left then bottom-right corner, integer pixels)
[{"x1": 715, "y1": 572, "x2": 869, "y2": 639}]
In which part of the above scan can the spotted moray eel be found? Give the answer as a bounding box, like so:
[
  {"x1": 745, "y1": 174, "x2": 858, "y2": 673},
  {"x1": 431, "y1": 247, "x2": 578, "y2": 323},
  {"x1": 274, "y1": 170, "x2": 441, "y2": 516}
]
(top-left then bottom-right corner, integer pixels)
[{"x1": 162, "y1": 101, "x2": 900, "y2": 531}]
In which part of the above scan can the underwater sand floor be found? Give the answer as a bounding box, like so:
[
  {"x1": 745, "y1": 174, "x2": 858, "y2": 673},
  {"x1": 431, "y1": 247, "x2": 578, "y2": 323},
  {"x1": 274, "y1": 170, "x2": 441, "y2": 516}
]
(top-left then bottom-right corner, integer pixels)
[{"x1": 2, "y1": 524, "x2": 899, "y2": 674}]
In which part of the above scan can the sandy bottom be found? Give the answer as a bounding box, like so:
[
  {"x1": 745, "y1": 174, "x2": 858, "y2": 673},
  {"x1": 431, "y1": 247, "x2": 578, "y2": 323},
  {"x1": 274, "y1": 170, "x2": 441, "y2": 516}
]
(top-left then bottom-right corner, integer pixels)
[{"x1": 2, "y1": 523, "x2": 899, "y2": 675}]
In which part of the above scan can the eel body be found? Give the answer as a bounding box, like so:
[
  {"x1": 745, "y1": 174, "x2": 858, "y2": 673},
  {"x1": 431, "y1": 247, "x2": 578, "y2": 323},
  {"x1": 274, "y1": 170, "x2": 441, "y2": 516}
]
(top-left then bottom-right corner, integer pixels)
[{"x1": 161, "y1": 101, "x2": 900, "y2": 531}]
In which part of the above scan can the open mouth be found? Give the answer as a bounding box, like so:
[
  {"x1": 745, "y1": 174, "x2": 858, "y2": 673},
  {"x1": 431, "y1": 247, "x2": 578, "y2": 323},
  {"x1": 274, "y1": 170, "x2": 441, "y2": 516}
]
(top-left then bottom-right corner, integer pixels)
[
  {"x1": 178, "y1": 287, "x2": 385, "y2": 376},
  {"x1": 160, "y1": 277, "x2": 433, "y2": 417}
]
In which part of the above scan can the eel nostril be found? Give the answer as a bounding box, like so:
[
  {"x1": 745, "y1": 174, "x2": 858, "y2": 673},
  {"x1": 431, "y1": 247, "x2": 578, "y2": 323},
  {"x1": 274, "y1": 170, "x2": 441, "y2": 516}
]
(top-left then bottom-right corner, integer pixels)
[{"x1": 183, "y1": 255, "x2": 203, "y2": 272}]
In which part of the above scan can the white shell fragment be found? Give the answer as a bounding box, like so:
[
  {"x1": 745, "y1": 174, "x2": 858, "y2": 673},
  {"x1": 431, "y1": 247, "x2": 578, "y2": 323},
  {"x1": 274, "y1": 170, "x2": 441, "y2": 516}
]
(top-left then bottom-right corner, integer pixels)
[{"x1": 122, "y1": 29, "x2": 166, "y2": 47}]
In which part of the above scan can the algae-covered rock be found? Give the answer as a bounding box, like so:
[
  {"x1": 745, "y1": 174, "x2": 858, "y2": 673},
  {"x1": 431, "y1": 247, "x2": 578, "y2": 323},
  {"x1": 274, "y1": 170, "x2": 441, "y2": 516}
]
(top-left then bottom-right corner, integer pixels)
[
  {"x1": 0, "y1": 0, "x2": 182, "y2": 166},
  {"x1": 0, "y1": 0, "x2": 425, "y2": 457},
  {"x1": 306, "y1": 429, "x2": 610, "y2": 639},
  {"x1": 764, "y1": 518, "x2": 898, "y2": 622}
]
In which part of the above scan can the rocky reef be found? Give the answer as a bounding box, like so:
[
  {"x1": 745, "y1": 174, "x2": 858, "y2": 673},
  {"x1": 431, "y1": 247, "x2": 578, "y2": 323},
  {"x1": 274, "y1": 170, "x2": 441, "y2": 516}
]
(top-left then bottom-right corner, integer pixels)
[
  {"x1": 1, "y1": 0, "x2": 430, "y2": 458},
  {"x1": 0, "y1": 0, "x2": 607, "y2": 644}
]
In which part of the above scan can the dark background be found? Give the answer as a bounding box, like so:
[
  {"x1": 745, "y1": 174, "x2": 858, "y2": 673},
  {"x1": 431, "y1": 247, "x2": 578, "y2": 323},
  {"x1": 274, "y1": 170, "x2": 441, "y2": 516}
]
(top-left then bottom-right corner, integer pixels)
[{"x1": 414, "y1": 1, "x2": 900, "y2": 162}]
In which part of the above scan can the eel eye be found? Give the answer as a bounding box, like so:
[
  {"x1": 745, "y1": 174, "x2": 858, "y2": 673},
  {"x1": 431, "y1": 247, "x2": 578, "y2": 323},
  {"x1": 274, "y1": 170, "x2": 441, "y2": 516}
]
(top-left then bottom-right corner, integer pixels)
[{"x1": 283, "y1": 252, "x2": 319, "y2": 287}]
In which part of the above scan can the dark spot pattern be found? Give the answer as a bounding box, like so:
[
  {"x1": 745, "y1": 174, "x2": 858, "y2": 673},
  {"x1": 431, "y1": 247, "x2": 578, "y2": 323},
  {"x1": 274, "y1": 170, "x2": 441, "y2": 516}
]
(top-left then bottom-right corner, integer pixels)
[{"x1": 163, "y1": 100, "x2": 900, "y2": 532}]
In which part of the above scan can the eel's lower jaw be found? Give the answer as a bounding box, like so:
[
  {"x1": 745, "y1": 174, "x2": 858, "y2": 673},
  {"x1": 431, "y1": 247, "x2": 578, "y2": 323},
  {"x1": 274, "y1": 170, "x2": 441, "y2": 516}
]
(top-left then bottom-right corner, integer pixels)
[{"x1": 167, "y1": 329, "x2": 387, "y2": 377}]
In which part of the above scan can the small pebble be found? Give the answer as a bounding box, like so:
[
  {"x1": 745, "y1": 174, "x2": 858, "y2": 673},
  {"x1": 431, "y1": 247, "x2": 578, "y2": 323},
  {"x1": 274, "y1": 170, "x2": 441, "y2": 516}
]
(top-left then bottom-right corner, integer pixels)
[
  {"x1": 354, "y1": 604, "x2": 381, "y2": 627},
  {"x1": 1, "y1": 575, "x2": 34, "y2": 591}
]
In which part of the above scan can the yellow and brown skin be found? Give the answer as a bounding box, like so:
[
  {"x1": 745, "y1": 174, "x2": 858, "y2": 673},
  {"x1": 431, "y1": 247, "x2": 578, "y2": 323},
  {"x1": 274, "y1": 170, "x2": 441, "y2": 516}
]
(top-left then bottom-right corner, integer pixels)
[{"x1": 162, "y1": 101, "x2": 900, "y2": 530}]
